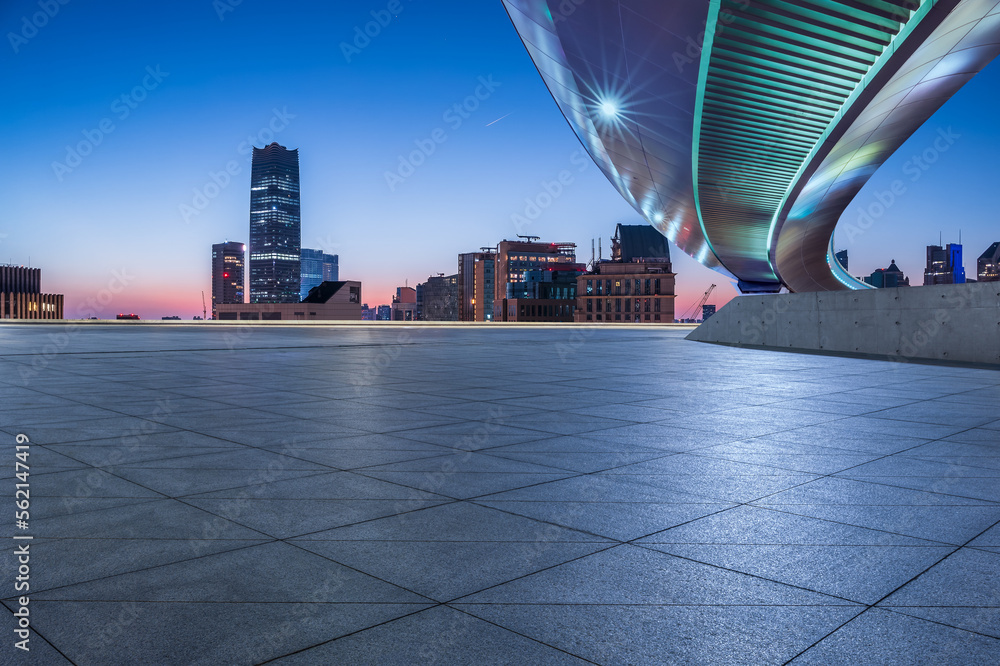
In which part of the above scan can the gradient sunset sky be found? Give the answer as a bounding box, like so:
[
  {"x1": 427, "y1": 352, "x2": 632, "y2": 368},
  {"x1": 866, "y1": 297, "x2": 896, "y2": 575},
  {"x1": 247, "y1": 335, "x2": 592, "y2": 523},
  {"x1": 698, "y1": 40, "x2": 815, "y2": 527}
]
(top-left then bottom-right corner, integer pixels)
[{"x1": 3, "y1": 0, "x2": 999, "y2": 319}]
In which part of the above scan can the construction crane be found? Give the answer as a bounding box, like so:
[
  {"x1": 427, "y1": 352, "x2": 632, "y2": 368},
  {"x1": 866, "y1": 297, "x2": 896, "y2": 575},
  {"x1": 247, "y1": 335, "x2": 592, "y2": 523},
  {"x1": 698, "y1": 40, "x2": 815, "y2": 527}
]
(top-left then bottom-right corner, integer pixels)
[
  {"x1": 682, "y1": 284, "x2": 716, "y2": 321},
  {"x1": 201, "y1": 291, "x2": 207, "y2": 321}
]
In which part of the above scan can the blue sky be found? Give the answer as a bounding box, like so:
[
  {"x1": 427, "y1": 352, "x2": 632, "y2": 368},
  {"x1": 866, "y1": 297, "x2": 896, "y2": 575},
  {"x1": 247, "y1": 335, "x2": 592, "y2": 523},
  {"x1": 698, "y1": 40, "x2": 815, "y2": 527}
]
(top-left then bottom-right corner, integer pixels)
[{"x1": 2, "y1": 0, "x2": 998, "y2": 318}]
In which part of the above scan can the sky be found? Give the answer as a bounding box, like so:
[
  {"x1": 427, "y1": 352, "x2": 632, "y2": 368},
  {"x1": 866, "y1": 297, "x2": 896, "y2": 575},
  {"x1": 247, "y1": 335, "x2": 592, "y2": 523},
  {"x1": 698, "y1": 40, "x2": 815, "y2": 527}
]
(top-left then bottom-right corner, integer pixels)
[{"x1": 2, "y1": 0, "x2": 999, "y2": 320}]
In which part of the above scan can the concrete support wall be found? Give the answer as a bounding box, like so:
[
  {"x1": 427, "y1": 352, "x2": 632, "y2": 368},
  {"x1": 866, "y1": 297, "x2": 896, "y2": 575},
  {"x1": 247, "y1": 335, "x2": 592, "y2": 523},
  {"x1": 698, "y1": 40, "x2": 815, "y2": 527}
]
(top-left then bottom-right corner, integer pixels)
[{"x1": 687, "y1": 283, "x2": 1000, "y2": 367}]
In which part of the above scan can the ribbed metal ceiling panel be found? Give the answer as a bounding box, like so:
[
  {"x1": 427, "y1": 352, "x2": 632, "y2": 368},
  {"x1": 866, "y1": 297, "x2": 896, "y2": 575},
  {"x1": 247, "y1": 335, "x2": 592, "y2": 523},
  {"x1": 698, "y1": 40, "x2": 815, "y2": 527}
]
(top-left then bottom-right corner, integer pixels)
[{"x1": 695, "y1": 0, "x2": 920, "y2": 285}]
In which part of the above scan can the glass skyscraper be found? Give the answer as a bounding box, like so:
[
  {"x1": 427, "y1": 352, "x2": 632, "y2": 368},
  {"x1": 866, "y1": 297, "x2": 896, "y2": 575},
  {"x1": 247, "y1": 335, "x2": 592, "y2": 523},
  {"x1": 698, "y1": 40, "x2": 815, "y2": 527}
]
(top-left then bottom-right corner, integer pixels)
[
  {"x1": 299, "y1": 248, "x2": 339, "y2": 301},
  {"x1": 249, "y1": 143, "x2": 301, "y2": 303}
]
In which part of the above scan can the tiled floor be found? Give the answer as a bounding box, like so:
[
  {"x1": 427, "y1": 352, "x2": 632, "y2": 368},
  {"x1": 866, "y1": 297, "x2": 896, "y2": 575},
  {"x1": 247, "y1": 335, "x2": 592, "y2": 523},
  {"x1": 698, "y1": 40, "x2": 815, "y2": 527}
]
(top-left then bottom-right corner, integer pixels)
[{"x1": 1, "y1": 324, "x2": 999, "y2": 665}]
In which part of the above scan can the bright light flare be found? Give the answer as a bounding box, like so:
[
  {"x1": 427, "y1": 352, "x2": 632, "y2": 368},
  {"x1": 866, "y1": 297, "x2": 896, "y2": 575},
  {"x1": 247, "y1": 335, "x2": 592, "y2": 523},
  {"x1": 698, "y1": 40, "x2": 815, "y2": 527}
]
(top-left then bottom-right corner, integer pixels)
[{"x1": 598, "y1": 100, "x2": 620, "y2": 118}]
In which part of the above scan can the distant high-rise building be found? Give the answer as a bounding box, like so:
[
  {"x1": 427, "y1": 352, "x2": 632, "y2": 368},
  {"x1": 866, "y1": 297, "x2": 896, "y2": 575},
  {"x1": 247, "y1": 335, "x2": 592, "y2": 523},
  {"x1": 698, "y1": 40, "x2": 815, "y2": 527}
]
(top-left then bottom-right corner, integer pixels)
[
  {"x1": 923, "y1": 243, "x2": 965, "y2": 285},
  {"x1": 417, "y1": 274, "x2": 458, "y2": 321},
  {"x1": 835, "y1": 249, "x2": 849, "y2": 272},
  {"x1": 299, "y1": 249, "x2": 339, "y2": 301},
  {"x1": 211, "y1": 242, "x2": 245, "y2": 318},
  {"x1": 575, "y1": 225, "x2": 675, "y2": 323},
  {"x1": 0, "y1": 265, "x2": 63, "y2": 320},
  {"x1": 361, "y1": 304, "x2": 376, "y2": 321},
  {"x1": 458, "y1": 250, "x2": 496, "y2": 322},
  {"x1": 249, "y1": 143, "x2": 301, "y2": 303},
  {"x1": 376, "y1": 305, "x2": 392, "y2": 321},
  {"x1": 977, "y1": 242, "x2": 1000, "y2": 282},
  {"x1": 863, "y1": 260, "x2": 910, "y2": 288},
  {"x1": 702, "y1": 304, "x2": 717, "y2": 321}
]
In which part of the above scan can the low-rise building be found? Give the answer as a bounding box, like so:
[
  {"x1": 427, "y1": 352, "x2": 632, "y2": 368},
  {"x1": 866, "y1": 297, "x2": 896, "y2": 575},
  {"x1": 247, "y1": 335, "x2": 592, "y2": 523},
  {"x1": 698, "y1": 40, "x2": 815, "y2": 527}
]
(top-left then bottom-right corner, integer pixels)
[
  {"x1": 215, "y1": 281, "x2": 361, "y2": 321},
  {"x1": 417, "y1": 274, "x2": 458, "y2": 321},
  {"x1": 391, "y1": 286, "x2": 417, "y2": 321},
  {"x1": 575, "y1": 225, "x2": 676, "y2": 323},
  {"x1": 1, "y1": 265, "x2": 64, "y2": 320},
  {"x1": 500, "y1": 265, "x2": 584, "y2": 322}
]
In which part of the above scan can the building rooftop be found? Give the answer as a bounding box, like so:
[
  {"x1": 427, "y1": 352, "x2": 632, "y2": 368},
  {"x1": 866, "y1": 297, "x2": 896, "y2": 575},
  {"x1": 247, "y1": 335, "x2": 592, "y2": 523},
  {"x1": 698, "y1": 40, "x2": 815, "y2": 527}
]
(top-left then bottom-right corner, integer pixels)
[
  {"x1": 301, "y1": 281, "x2": 354, "y2": 304},
  {"x1": 1, "y1": 325, "x2": 998, "y2": 663},
  {"x1": 614, "y1": 223, "x2": 672, "y2": 263}
]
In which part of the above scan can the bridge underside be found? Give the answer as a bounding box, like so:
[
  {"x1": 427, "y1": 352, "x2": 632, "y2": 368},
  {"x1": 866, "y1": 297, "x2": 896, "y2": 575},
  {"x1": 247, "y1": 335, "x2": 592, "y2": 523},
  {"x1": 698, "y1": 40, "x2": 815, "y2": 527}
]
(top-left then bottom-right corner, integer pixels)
[{"x1": 502, "y1": 0, "x2": 1000, "y2": 293}]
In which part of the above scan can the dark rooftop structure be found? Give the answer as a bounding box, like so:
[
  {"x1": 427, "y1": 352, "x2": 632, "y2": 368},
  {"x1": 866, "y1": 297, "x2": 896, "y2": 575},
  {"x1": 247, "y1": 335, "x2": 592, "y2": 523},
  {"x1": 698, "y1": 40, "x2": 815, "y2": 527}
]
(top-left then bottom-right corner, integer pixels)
[
  {"x1": 612, "y1": 224, "x2": 672, "y2": 264},
  {"x1": 215, "y1": 281, "x2": 361, "y2": 321},
  {"x1": 301, "y1": 281, "x2": 354, "y2": 304}
]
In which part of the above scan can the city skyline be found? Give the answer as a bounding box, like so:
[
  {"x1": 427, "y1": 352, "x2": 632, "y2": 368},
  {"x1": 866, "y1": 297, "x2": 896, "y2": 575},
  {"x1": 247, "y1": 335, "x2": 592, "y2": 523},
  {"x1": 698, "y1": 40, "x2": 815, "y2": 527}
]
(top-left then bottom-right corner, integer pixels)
[
  {"x1": 3, "y1": 2, "x2": 1000, "y2": 662},
  {"x1": 3, "y1": 0, "x2": 1000, "y2": 318}
]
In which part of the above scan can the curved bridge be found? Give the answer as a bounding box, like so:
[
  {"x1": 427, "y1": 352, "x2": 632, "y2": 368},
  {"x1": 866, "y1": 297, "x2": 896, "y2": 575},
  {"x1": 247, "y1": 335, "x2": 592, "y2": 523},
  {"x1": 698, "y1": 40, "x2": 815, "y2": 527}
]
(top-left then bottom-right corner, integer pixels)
[{"x1": 502, "y1": 0, "x2": 1000, "y2": 292}]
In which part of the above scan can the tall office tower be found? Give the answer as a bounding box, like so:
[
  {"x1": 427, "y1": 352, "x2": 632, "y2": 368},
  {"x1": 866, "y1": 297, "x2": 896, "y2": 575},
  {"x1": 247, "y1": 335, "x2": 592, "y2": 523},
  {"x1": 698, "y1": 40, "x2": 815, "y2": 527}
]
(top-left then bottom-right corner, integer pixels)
[
  {"x1": 249, "y1": 143, "x2": 301, "y2": 303},
  {"x1": 458, "y1": 250, "x2": 496, "y2": 321},
  {"x1": 211, "y1": 242, "x2": 246, "y2": 318},
  {"x1": 978, "y1": 242, "x2": 1000, "y2": 282},
  {"x1": 923, "y1": 243, "x2": 965, "y2": 285},
  {"x1": 299, "y1": 248, "x2": 339, "y2": 301},
  {"x1": 495, "y1": 239, "x2": 576, "y2": 307}
]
